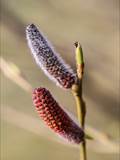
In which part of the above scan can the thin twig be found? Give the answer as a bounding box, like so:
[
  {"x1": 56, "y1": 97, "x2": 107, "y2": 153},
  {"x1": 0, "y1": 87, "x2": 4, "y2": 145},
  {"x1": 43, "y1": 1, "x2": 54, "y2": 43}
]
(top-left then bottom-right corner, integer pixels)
[
  {"x1": 72, "y1": 81, "x2": 87, "y2": 160},
  {"x1": 73, "y1": 42, "x2": 87, "y2": 160}
]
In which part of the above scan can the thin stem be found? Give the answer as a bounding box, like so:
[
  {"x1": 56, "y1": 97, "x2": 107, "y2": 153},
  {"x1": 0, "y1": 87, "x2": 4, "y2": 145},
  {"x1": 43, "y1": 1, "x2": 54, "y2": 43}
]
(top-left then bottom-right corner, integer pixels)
[
  {"x1": 72, "y1": 80, "x2": 87, "y2": 160},
  {"x1": 73, "y1": 42, "x2": 87, "y2": 160}
]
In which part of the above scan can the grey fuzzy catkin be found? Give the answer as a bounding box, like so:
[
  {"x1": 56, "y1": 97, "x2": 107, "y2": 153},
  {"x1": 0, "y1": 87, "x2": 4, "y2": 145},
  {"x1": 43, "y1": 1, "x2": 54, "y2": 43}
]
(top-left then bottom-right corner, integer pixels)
[{"x1": 26, "y1": 24, "x2": 76, "y2": 89}]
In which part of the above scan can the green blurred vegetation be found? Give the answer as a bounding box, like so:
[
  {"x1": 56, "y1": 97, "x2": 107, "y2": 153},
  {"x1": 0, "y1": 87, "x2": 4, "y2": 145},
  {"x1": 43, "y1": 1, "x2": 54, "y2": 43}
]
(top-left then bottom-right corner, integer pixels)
[{"x1": 1, "y1": 0, "x2": 119, "y2": 160}]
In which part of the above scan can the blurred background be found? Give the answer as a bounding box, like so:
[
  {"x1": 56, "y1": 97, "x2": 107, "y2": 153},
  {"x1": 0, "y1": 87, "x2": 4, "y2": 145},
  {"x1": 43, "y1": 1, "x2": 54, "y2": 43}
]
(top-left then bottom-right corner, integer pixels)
[{"x1": 0, "y1": 0, "x2": 119, "y2": 160}]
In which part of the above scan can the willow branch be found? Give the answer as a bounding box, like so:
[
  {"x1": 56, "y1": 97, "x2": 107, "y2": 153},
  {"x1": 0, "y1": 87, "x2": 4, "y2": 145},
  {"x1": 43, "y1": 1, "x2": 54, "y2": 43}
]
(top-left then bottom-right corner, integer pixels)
[{"x1": 72, "y1": 42, "x2": 87, "y2": 160}]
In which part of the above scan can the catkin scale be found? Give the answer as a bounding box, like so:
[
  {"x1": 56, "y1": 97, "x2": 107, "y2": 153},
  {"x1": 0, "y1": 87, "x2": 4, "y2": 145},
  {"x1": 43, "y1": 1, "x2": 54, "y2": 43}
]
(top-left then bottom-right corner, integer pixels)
[
  {"x1": 26, "y1": 24, "x2": 77, "y2": 89},
  {"x1": 32, "y1": 87, "x2": 84, "y2": 144}
]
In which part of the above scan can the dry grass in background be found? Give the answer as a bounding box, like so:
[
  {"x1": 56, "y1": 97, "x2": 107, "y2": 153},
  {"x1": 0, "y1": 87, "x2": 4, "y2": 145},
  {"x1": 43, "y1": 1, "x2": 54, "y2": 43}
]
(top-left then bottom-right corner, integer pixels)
[{"x1": 1, "y1": 0, "x2": 119, "y2": 160}]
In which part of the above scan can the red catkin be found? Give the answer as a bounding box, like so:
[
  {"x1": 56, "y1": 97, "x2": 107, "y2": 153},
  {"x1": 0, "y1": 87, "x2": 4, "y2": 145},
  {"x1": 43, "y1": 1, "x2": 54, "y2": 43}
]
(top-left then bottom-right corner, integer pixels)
[{"x1": 32, "y1": 87, "x2": 84, "y2": 144}]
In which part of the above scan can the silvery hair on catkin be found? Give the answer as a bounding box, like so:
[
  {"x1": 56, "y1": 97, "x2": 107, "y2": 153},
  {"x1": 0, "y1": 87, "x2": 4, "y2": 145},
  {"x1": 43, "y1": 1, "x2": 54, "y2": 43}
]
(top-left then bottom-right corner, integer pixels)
[{"x1": 26, "y1": 24, "x2": 76, "y2": 89}]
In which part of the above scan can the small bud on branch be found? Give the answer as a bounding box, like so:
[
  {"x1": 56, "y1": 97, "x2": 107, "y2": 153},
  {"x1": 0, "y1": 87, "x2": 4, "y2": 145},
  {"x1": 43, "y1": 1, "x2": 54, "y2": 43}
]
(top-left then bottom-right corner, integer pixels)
[{"x1": 74, "y1": 42, "x2": 84, "y2": 79}]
